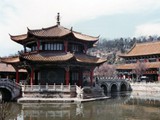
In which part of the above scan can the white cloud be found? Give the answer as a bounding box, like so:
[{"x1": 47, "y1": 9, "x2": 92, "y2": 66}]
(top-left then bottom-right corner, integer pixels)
[
  {"x1": 1, "y1": 0, "x2": 160, "y2": 56},
  {"x1": 134, "y1": 22, "x2": 160, "y2": 37}
]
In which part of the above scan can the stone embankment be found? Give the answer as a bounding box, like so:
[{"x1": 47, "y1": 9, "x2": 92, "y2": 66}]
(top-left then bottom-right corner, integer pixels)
[
  {"x1": 130, "y1": 82, "x2": 160, "y2": 92},
  {"x1": 130, "y1": 82, "x2": 160, "y2": 100}
]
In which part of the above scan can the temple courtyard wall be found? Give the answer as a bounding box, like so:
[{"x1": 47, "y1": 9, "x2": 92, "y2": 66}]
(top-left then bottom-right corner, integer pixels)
[{"x1": 130, "y1": 82, "x2": 160, "y2": 100}]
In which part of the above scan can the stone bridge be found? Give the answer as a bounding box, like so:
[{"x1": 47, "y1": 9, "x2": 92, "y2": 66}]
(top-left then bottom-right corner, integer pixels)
[
  {"x1": 97, "y1": 77, "x2": 132, "y2": 95},
  {"x1": 0, "y1": 79, "x2": 21, "y2": 101}
]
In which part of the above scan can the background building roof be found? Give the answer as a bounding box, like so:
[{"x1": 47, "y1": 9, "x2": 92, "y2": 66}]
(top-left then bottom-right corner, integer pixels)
[
  {"x1": 116, "y1": 62, "x2": 160, "y2": 70},
  {"x1": 120, "y1": 41, "x2": 160, "y2": 57}
]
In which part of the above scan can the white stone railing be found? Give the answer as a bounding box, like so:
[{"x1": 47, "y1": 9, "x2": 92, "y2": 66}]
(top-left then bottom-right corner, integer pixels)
[
  {"x1": 22, "y1": 83, "x2": 76, "y2": 93},
  {"x1": 0, "y1": 80, "x2": 21, "y2": 89},
  {"x1": 130, "y1": 82, "x2": 160, "y2": 92},
  {"x1": 96, "y1": 76, "x2": 126, "y2": 81}
]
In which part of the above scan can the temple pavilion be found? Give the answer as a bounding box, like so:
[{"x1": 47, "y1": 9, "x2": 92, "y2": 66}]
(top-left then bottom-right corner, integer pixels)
[
  {"x1": 116, "y1": 41, "x2": 160, "y2": 81},
  {"x1": 1, "y1": 13, "x2": 106, "y2": 86}
]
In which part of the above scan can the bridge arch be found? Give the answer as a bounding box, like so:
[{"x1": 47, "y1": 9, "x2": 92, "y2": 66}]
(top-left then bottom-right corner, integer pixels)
[
  {"x1": 120, "y1": 82, "x2": 127, "y2": 91},
  {"x1": 101, "y1": 83, "x2": 108, "y2": 95},
  {"x1": 0, "y1": 79, "x2": 21, "y2": 101},
  {"x1": 110, "y1": 83, "x2": 118, "y2": 93},
  {"x1": 0, "y1": 88, "x2": 12, "y2": 101}
]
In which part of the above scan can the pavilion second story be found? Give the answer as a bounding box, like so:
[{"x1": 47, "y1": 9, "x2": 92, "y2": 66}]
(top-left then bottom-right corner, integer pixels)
[
  {"x1": 10, "y1": 23, "x2": 98, "y2": 55},
  {"x1": 119, "y1": 41, "x2": 160, "y2": 64}
]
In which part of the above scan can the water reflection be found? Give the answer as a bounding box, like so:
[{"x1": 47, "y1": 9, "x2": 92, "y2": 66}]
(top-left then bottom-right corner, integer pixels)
[{"x1": 8, "y1": 92, "x2": 160, "y2": 120}]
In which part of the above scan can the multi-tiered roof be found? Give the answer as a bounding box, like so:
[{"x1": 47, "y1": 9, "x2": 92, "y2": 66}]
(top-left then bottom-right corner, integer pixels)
[{"x1": 1, "y1": 13, "x2": 106, "y2": 67}]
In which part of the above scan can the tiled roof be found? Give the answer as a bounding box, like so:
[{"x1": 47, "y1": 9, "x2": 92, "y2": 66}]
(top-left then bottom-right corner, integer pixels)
[
  {"x1": 0, "y1": 63, "x2": 26, "y2": 72},
  {"x1": 22, "y1": 52, "x2": 74, "y2": 62},
  {"x1": 28, "y1": 25, "x2": 71, "y2": 38},
  {"x1": 120, "y1": 41, "x2": 160, "y2": 57},
  {"x1": 29, "y1": 25, "x2": 98, "y2": 41},
  {"x1": 10, "y1": 34, "x2": 27, "y2": 42},
  {"x1": 72, "y1": 32, "x2": 98, "y2": 41},
  {"x1": 21, "y1": 52, "x2": 106, "y2": 64},
  {"x1": 116, "y1": 62, "x2": 160, "y2": 70},
  {"x1": 74, "y1": 54, "x2": 107, "y2": 64},
  {"x1": 10, "y1": 25, "x2": 98, "y2": 42},
  {"x1": 1, "y1": 52, "x2": 106, "y2": 64},
  {"x1": 1, "y1": 57, "x2": 20, "y2": 63}
]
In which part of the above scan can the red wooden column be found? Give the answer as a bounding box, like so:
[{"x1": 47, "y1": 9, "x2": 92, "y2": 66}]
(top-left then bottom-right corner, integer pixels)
[
  {"x1": 16, "y1": 69, "x2": 19, "y2": 83},
  {"x1": 65, "y1": 67, "x2": 70, "y2": 85},
  {"x1": 30, "y1": 67, "x2": 34, "y2": 85},
  {"x1": 90, "y1": 68, "x2": 94, "y2": 86},
  {"x1": 64, "y1": 41, "x2": 68, "y2": 53},
  {"x1": 158, "y1": 74, "x2": 160, "y2": 81}
]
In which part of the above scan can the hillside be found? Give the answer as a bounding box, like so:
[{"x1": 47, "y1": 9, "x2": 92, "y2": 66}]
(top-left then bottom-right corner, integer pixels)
[{"x1": 87, "y1": 36, "x2": 160, "y2": 65}]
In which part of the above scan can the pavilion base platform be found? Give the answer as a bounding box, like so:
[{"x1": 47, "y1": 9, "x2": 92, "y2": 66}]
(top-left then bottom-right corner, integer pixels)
[
  {"x1": 18, "y1": 84, "x2": 108, "y2": 103},
  {"x1": 17, "y1": 96, "x2": 109, "y2": 103}
]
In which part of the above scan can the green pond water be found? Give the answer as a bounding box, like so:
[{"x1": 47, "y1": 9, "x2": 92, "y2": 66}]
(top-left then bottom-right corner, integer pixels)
[{"x1": 2, "y1": 92, "x2": 160, "y2": 120}]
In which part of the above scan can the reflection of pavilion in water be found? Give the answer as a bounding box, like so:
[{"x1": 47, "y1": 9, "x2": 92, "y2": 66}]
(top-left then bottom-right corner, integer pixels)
[
  {"x1": 19, "y1": 92, "x2": 160, "y2": 120},
  {"x1": 21, "y1": 103, "x2": 73, "y2": 119},
  {"x1": 20, "y1": 93, "x2": 131, "y2": 119}
]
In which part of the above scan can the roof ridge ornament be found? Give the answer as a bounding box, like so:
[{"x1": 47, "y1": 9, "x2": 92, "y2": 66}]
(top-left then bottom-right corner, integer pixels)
[
  {"x1": 70, "y1": 27, "x2": 73, "y2": 32},
  {"x1": 57, "y1": 13, "x2": 60, "y2": 25}
]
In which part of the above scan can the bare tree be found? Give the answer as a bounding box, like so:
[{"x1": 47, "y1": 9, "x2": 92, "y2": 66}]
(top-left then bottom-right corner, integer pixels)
[
  {"x1": 0, "y1": 101, "x2": 12, "y2": 120},
  {"x1": 133, "y1": 62, "x2": 146, "y2": 81},
  {"x1": 94, "y1": 63, "x2": 116, "y2": 77}
]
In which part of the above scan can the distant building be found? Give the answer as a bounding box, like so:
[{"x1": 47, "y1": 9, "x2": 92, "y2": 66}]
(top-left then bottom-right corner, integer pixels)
[
  {"x1": 1, "y1": 13, "x2": 106, "y2": 86},
  {"x1": 116, "y1": 41, "x2": 160, "y2": 81},
  {"x1": 0, "y1": 63, "x2": 27, "y2": 81}
]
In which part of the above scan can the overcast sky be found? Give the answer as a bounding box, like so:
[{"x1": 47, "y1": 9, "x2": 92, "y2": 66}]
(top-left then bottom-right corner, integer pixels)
[{"x1": 0, "y1": 0, "x2": 160, "y2": 56}]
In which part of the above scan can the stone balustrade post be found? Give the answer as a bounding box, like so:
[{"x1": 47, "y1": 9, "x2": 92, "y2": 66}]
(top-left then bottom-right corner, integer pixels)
[
  {"x1": 39, "y1": 83, "x2": 41, "y2": 91},
  {"x1": 61, "y1": 83, "x2": 63, "y2": 90},
  {"x1": 54, "y1": 83, "x2": 56, "y2": 90},
  {"x1": 21, "y1": 85, "x2": 25, "y2": 97},
  {"x1": 46, "y1": 83, "x2": 48, "y2": 90},
  {"x1": 69, "y1": 83, "x2": 70, "y2": 90}
]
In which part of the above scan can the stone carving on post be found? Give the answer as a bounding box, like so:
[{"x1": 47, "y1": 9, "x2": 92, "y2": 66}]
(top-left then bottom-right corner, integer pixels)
[
  {"x1": 76, "y1": 86, "x2": 83, "y2": 99},
  {"x1": 21, "y1": 85, "x2": 25, "y2": 97}
]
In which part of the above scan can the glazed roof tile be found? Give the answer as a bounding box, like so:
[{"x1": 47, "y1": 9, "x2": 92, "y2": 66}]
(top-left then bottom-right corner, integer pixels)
[
  {"x1": 1, "y1": 52, "x2": 106, "y2": 64},
  {"x1": 116, "y1": 62, "x2": 160, "y2": 70},
  {"x1": 74, "y1": 54, "x2": 107, "y2": 64},
  {"x1": 21, "y1": 52, "x2": 106, "y2": 64},
  {"x1": 10, "y1": 25, "x2": 98, "y2": 42},
  {"x1": 1, "y1": 57, "x2": 20, "y2": 63},
  {"x1": 0, "y1": 63, "x2": 26, "y2": 72},
  {"x1": 29, "y1": 25, "x2": 71, "y2": 37},
  {"x1": 22, "y1": 52, "x2": 73, "y2": 62},
  {"x1": 120, "y1": 41, "x2": 160, "y2": 57},
  {"x1": 10, "y1": 34, "x2": 27, "y2": 41}
]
